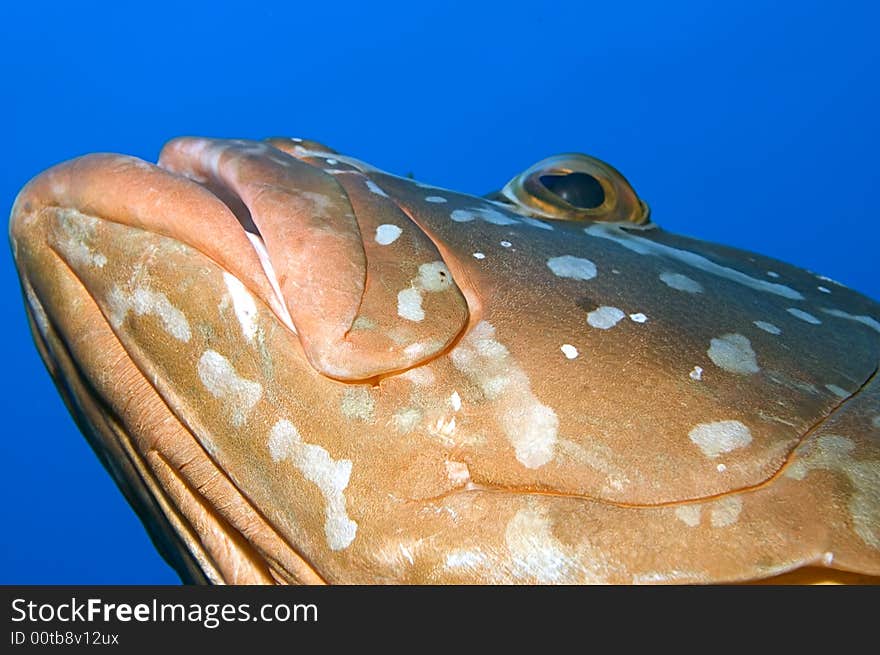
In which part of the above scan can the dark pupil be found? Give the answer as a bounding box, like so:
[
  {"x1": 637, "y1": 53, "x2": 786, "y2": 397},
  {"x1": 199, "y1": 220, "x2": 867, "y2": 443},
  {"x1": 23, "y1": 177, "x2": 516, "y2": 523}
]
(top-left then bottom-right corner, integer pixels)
[{"x1": 539, "y1": 172, "x2": 605, "y2": 209}]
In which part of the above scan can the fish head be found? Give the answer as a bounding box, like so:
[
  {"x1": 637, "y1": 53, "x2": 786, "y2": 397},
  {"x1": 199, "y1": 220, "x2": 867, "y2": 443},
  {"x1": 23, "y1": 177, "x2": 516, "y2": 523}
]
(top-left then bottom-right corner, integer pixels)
[{"x1": 9, "y1": 136, "x2": 880, "y2": 583}]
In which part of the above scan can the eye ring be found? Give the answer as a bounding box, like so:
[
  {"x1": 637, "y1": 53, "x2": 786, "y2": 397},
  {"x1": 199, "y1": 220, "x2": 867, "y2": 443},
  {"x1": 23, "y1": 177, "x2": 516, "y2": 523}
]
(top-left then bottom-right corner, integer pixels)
[{"x1": 493, "y1": 153, "x2": 650, "y2": 225}]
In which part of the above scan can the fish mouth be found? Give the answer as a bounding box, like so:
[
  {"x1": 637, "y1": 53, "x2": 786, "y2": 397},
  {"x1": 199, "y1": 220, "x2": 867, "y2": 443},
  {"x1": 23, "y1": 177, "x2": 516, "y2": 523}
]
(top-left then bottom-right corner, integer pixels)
[
  {"x1": 157, "y1": 136, "x2": 471, "y2": 382},
  {"x1": 6, "y1": 137, "x2": 469, "y2": 584},
  {"x1": 11, "y1": 137, "x2": 471, "y2": 383}
]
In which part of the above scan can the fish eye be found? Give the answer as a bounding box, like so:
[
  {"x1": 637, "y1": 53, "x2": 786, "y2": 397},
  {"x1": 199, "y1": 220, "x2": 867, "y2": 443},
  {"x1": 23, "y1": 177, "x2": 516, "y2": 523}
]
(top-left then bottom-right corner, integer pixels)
[
  {"x1": 538, "y1": 171, "x2": 605, "y2": 210},
  {"x1": 495, "y1": 153, "x2": 650, "y2": 225}
]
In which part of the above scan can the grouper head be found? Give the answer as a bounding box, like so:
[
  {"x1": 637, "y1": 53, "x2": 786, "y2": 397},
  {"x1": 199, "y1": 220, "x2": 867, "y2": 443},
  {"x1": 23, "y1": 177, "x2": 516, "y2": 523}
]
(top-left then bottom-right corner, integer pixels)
[{"x1": 9, "y1": 136, "x2": 880, "y2": 583}]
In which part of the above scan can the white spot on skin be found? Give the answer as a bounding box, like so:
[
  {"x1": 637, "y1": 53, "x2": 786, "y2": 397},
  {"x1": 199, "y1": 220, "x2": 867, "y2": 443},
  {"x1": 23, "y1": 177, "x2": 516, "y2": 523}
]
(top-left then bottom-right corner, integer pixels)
[
  {"x1": 473, "y1": 252, "x2": 486, "y2": 260},
  {"x1": 710, "y1": 496, "x2": 743, "y2": 527},
  {"x1": 716, "y1": 463, "x2": 727, "y2": 473},
  {"x1": 560, "y1": 344, "x2": 579, "y2": 359},
  {"x1": 392, "y1": 407, "x2": 422, "y2": 433},
  {"x1": 400, "y1": 367, "x2": 435, "y2": 386},
  {"x1": 585, "y1": 223, "x2": 804, "y2": 300},
  {"x1": 341, "y1": 387, "x2": 375, "y2": 422},
  {"x1": 397, "y1": 261, "x2": 454, "y2": 322},
  {"x1": 659, "y1": 271, "x2": 703, "y2": 294},
  {"x1": 675, "y1": 496, "x2": 742, "y2": 528},
  {"x1": 787, "y1": 308, "x2": 822, "y2": 325},
  {"x1": 767, "y1": 271, "x2": 780, "y2": 278},
  {"x1": 365, "y1": 179, "x2": 388, "y2": 197},
  {"x1": 451, "y1": 321, "x2": 558, "y2": 468},
  {"x1": 502, "y1": 505, "x2": 612, "y2": 583},
  {"x1": 425, "y1": 196, "x2": 447, "y2": 203},
  {"x1": 689, "y1": 420, "x2": 753, "y2": 458},
  {"x1": 107, "y1": 286, "x2": 192, "y2": 342},
  {"x1": 629, "y1": 312, "x2": 648, "y2": 323},
  {"x1": 557, "y1": 439, "x2": 631, "y2": 493},
  {"x1": 689, "y1": 366, "x2": 703, "y2": 381},
  {"x1": 816, "y1": 274, "x2": 844, "y2": 286},
  {"x1": 268, "y1": 419, "x2": 357, "y2": 551},
  {"x1": 223, "y1": 272, "x2": 258, "y2": 342},
  {"x1": 53, "y1": 209, "x2": 108, "y2": 269},
  {"x1": 325, "y1": 158, "x2": 338, "y2": 166},
  {"x1": 445, "y1": 460, "x2": 470, "y2": 486},
  {"x1": 449, "y1": 391, "x2": 462, "y2": 412},
  {"x1": 587, "y1": 306, "x2": 626, "y2": 330},
  {"x1": 397, "y1": 288, "x2": 424, "y2": 321},
  {"x1": 403, "y1": 344, "x2": 427, "y2": 360},
  {"x1": 708, "y1": 333, "x2": 759, "y2": 374},
  {"x1": 818, "y1": 286, "x2": 831, "y2": 294},
  {"x1": 822, "y1": 552, "x2": 834, "y2": 566},
  {"x1": 519, "y1": 216, "x2": 554, "y2": 231},
  {"x1": 675, "y1": 505, "x2": 701, "y2": 527},
  {"x1": 753, "y1": 320, "x2": 782, "y2": 335},
  {"x1": 449, "y1": 209, "x2": 478, "y2": 223},
  {"x1": 822, "y1": 308, "x2": 880, "y2": 334},
  {"x1": 430, "y1": 416, "x2": 457, "y2": 440},
  {"x1": 500, "y1": 240, "x2": 512, "y2": 248},
  {"x1": 632, "y1": 570, "x2": 702, "y2": 584},
  {"x1": 547, "y1": 255, "x2": 597, "y2": 281},
  {"x1": 504, "y1": 506, "x2": 581, "y2": 583},
  {"x1": 374, "y1": 224, "x2": 402, "y2": 245},
  {"x1": 445, "y1": 550, "x2": 490, "y2": 569},
  {"x1": 298, "y1": 191, "x2": 335, "y2": 219},
  {"x1": 197, "y1": 350, "x2": 262, "y2": 427},
  {"x1": 398, "y1": 544, "x2": 414, "y2": 566},
  {"x1": 450, "y1": 206, "x2": 519, "y2": 226},
  {"x1": 785, "y1": 435, "x2": 879, "y2": 550},
  {"x1": 418, "y1": 261, "x2": 454, "y2": 292},
  {"x1": 352, "y1": 316, "x2": 376, "y2": 330},
  {"x1": 825, "y1": 384, "x2": 850, "y2": 398}
]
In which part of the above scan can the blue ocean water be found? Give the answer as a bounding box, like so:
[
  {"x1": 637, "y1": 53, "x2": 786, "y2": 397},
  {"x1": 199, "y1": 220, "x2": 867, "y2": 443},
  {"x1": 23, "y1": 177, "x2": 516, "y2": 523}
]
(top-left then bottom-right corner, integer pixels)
[{"x1": 1, "y1": 1, "x2": 877, "y2": 583}]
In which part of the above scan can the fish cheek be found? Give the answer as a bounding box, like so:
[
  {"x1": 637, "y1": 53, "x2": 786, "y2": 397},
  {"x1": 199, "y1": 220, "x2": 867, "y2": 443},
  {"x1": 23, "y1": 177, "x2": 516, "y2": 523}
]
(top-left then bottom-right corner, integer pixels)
[{"x1": 37, "y1": 211, "x2": 430, "y2": 566}]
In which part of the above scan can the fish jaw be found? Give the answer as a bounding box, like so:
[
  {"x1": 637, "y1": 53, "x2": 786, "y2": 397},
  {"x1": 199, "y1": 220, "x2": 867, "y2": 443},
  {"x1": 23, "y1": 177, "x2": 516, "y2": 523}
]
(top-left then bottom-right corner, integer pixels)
[{"x1": 9, "y1": 185, "x2": 325, "y2": 584}]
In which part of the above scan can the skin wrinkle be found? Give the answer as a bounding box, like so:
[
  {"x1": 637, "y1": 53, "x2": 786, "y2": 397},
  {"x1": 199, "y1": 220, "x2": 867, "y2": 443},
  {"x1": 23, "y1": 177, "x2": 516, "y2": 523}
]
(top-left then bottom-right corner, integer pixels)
[
  {"x1": 149, "y1": 451, "x2": 275, "y2": 585},
  {"x1": 404, "y1": 364, "x2": 880, "y2": 511},
  {"x1": 337, "y1": 178, "x2": 373, "y2": 340}
]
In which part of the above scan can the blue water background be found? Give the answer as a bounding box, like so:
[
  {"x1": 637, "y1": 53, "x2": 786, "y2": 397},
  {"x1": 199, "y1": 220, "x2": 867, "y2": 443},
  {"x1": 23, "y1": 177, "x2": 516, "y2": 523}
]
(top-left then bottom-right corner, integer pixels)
[{"x1": 1, "y1": 1, "x2": 878, "y2": 583}]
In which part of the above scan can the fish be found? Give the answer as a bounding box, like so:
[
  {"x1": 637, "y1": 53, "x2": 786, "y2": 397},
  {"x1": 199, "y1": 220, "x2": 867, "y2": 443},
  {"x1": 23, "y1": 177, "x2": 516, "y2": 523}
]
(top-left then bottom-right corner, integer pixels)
[{"x1": 8, "y1": 136, "x2": 880, "y2": 584}]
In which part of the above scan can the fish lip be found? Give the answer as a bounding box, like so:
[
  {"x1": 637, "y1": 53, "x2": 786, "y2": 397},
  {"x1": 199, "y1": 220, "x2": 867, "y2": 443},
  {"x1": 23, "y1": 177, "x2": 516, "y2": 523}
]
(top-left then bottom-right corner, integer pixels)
[{"x1": 156, "y1": 137, "x2": 473, "y2": 382}]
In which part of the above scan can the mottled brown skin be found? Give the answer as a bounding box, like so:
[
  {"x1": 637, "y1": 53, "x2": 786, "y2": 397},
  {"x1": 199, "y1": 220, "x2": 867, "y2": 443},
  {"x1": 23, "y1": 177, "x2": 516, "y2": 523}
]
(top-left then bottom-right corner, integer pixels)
[{"x1": 9, "y1": 136, "x2": 880, "y2": 584}]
